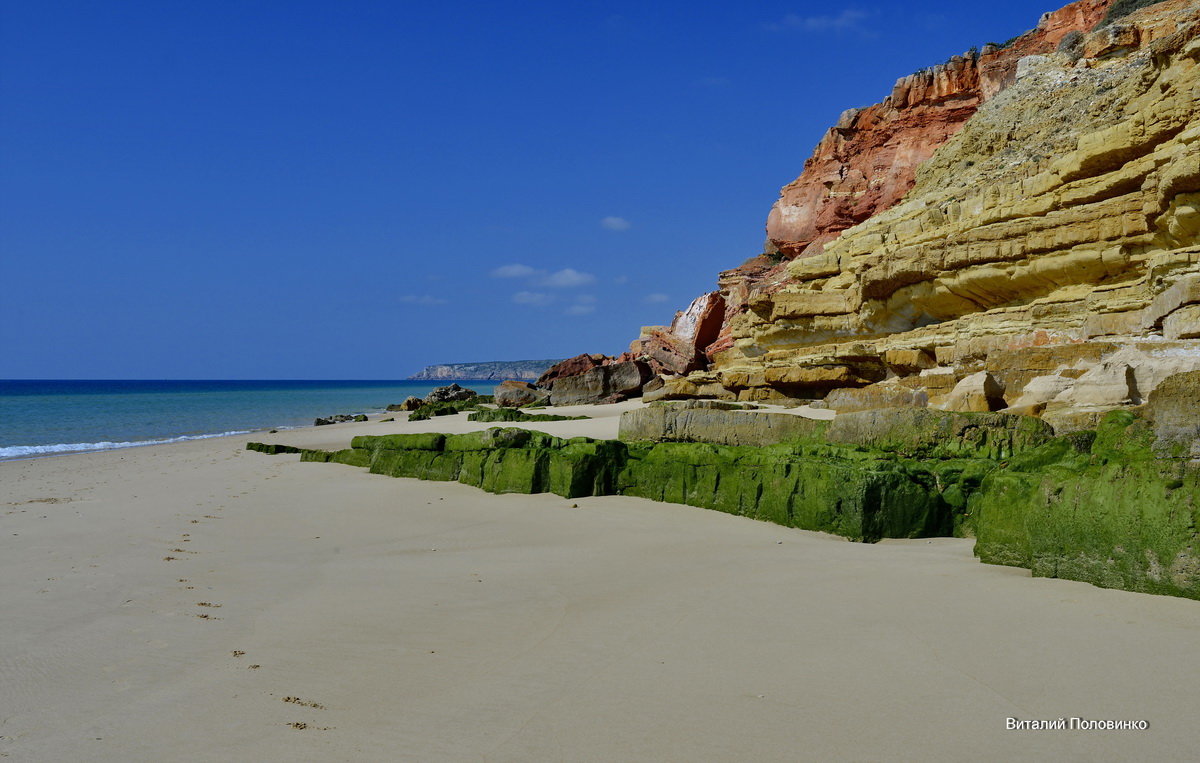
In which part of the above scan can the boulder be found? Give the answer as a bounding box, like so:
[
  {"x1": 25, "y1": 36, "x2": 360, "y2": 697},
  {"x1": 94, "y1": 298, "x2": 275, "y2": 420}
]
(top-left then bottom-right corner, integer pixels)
[
  {"x1": 537, "y1": 354, "x2": 608, "y2": 388},
  {"x1": 314, "y1": 414, "x2": 355, "y2": 426},
  {"x1": 937, "y1": 371, "x2": 1005, "y2": 413},
  {"x1": 494, "y1": 380, "x2": 551, "y2": 408},
  {"x1": 388, "y1": 396, "x2": 424, "y2": 412},
  {"x1": 549, "y1": 361, "x2": 652, "y2": 406},
  {"x1": 424, "y1": 383, "x2": 478, "y2": 403}
]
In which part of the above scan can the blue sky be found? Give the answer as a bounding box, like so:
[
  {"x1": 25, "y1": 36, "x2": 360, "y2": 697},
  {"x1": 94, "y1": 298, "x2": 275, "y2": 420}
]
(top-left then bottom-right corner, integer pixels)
[{"x1": 2, "y1": 0, "x2": 1066, "y2": 378}]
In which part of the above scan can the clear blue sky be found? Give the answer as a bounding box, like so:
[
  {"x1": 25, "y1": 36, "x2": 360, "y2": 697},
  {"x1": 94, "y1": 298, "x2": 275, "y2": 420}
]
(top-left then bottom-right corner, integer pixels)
[{"x1": 2, "y1": 0, "x2": 1064, "y2": 379}]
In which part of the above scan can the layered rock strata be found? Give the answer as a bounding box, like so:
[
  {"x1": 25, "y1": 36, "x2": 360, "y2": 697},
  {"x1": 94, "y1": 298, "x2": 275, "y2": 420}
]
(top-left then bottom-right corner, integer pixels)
[{"x1": 643, "y1": 0, "x2": 1200, "y2": 433}]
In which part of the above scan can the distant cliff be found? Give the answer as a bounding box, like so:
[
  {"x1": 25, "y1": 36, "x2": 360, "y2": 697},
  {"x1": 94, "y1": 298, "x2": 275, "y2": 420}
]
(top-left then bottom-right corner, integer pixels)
[{"x1": 409, "y1": 359, "x2": 564, "y2": 381}]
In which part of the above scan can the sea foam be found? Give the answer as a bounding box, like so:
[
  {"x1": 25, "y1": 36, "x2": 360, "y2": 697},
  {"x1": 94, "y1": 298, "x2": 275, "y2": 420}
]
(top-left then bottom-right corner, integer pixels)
[{"x1": 0, "y1": 430, "x2": 252, "y2": 460}]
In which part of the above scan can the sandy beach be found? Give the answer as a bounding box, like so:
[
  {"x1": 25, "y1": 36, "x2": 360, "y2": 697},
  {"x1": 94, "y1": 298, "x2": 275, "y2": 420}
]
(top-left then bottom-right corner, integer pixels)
[{"x1": 3, "y1": 403, "x2": 1199, "y2": 761}]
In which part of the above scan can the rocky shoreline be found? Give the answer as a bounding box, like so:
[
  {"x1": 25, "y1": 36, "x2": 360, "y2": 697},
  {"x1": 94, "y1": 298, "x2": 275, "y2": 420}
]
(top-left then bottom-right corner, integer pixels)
[
  {"x1": 259, "y1": 0, "x2": 1200, "y2": 602},
  {"x1": 366, "y1": 0, "x2": 1200, "y2": 601},
  {"x1": 254, "y1": 369, "x2": 1200, "y2": 599}
]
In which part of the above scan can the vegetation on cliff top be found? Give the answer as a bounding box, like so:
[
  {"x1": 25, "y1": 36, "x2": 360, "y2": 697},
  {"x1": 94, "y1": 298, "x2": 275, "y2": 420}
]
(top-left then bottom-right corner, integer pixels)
[{"x1": 1097, "y1": 0, "x2": 1171, "y2": 29}]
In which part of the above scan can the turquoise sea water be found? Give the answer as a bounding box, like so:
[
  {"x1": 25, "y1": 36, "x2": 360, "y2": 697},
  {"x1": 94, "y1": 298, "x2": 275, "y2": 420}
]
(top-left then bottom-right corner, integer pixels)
[{"x1": 0, "y1": 380, "x2": 480, "y2": 460}]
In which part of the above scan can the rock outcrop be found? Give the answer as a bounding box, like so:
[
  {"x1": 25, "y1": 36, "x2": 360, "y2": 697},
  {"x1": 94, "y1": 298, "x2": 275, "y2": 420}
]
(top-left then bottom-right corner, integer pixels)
[
  {"x1": 548, "y1": 360, "x2": 652, "y2": 406},
  {"x1": 631, "y1": 0, "x2": 1200, "y2": 432},
  {"x1": 424, "y1": 383, "x2": 479, "y2": 403},
  {"x1": 493, "y1": 380, "x2": 550, "y2": 408},
  {"x1": 259, "y1": 380, "x2": 1200, "y2": 597},
  {"x1": 628, "y1": 292, "x2": 726, "y2": 376}
]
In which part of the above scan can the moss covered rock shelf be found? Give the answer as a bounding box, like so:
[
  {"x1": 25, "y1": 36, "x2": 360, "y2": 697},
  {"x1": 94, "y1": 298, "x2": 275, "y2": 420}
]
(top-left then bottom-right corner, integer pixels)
[{"x1": 249, "y1": 407, "x2": 1200, "y2": 600}]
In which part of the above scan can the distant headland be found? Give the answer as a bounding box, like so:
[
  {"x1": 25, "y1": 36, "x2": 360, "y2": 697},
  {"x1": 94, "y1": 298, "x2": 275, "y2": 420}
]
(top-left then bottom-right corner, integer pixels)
[{"x1": 408, "y1": 359, "x2": 564, "y2": 381}]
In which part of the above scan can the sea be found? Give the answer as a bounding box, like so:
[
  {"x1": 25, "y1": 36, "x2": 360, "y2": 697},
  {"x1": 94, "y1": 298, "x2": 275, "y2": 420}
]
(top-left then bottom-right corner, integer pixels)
[{"x1": 0, "y1": 380, "x2": 479, "y2": 460}]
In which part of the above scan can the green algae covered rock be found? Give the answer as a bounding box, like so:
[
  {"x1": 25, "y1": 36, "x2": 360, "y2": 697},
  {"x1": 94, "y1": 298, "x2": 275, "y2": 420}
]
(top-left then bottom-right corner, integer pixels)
[
  {"x1": 467, "y1": 408, "x2": 589, "y2": 423},
  {"x1": 351, "y1": 433, "x2": 446, "y2": 451},
  {"x1": 251, "y1": 404, "x2": 1200, "y2": 600},
  {"x1": 618, "y1": 401, "x2": 828, "y2": 447},
  {"x1": 288, "y1": 428, "x2": 962, "y2": 541},
  {"x1": 825, "y1": 409, "x2": 1055, "y2": 460},
  {"x1": 246, "y1": 442, "x2": 303, "y2": 455},
  {"x1": 972, "y1": 410, "x2": 1200, "y2": 598}
]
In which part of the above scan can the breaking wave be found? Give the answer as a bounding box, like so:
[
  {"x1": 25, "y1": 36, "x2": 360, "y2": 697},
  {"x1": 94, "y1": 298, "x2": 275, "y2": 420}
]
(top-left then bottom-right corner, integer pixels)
[{"x1": 0, "y1": 430, "x2": 253, "y2": 460}]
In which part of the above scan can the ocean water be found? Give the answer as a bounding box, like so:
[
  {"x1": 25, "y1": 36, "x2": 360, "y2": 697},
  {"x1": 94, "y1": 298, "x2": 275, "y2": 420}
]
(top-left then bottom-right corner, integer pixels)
[{"x1": 0, "y1": 380, "x2": 482, "y2": 460}]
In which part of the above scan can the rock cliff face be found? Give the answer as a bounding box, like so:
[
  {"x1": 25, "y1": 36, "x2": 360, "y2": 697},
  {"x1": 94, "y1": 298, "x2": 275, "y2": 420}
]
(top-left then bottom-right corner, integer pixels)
[
  {"x1": 764, "y1": 0, "x2": 1114, "y2": 259},
  {"x1": 638, "y1": 0, "x2": 1200, "y2": 432}
]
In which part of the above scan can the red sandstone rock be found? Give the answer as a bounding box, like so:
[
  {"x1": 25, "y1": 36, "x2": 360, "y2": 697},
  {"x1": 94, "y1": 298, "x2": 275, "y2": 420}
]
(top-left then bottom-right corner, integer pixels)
[
  {"x1": 536, "y1": 353, "x2": 608, "y2": 388},
  {"x1": 764, "y1": 0, "x2": 1113, "y2": 258},
  {"x1": 634, "y1": 292, "x2": 727, "y2": 375}
]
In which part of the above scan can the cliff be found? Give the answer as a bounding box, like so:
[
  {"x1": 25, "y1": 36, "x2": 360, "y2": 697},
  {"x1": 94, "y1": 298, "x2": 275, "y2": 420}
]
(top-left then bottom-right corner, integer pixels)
[
  {"x1": 409, "y1": 359, "x2": 563, "y2": 381},
  {"x1": 764, "y1": 0, "x2": 1115, "y2": 259},
  {"x1": 632, "y1": 0, "x2": 1200, "y2": 437}
]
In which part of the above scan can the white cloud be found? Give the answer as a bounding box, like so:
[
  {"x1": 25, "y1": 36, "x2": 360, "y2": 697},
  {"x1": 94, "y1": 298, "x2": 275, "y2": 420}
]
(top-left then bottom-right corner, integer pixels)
[
  {"x1": 491, "y1": 263, "x2": 540, "y2": 278},
  {"x1": 512, "y1": 291, "x2": 552, "y2": 306},
  {"x1": 766, "y1": 9, "x2": 870, "y2": 33},
  {"x1": 643, "y1": 293, "x2": 670, "y2": 303},
  {"x1": 398, "y1": 295, "x2": 447, "y2": 305},
  {"x1": 538, "y1": 268, "x2": 596, "y2": 288},
  {"x1": 600, "y1": 216, "x2": 631, "y2": 232},
  {"x1": 565, "y1": 303, "x2": 596, "y2": 316}
]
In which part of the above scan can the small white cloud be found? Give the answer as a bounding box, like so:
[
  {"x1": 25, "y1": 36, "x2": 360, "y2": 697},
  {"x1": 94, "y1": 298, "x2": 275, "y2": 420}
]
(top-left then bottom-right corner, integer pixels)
[
  {"x1": 512, "y1": 291, "x2": 552, "y2": 306},
  {"x1": 491, "y1": 263, "x2": 540, "y2": 278},
  {"x1": 539, "y1": 268, "x2": 596, "y2": 288},
  {"x1": 600, "y1": 216, "x2": 631, "y2": 232},
  {"x1": 766, "y1": 9, "x2": 870, "y2": 33},
  {"x1": 398, "y1": 295, "x2": 447, "y2": 305},
  {"x1": 565, "y1": 303, "x2": 596, "y2": 316},
  {"x1": 643, "y1": 293, "x2": 670, "y2": 304}
]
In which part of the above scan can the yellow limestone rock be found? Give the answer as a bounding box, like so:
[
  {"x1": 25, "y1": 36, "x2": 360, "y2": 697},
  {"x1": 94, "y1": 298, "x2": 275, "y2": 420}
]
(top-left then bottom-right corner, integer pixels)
[{"x1": 693, "y1": 2, "x2": 1200, "y2": 428}]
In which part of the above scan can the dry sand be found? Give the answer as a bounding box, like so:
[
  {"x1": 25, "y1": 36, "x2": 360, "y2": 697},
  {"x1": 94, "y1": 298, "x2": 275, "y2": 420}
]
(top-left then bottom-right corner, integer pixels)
[{"x1": 2, "y1": 401, "x2": 1200, "y2": 761}]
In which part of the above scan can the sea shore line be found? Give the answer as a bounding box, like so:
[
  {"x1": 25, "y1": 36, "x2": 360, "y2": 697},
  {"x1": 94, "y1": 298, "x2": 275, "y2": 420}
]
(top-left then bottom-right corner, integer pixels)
[{"x1": 2, "y1": 401, "x2": 1199, "y2": 759}]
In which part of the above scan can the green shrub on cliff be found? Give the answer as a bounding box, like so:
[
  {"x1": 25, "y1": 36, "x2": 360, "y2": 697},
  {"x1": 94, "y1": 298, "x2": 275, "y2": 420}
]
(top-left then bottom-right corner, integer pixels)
[{"x1": 1095, "y1": 0, "x2": 1169, "y2": 29}]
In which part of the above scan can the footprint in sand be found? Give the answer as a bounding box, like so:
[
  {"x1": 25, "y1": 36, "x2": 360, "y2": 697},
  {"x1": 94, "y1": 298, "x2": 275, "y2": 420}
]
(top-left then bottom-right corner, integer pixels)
[{"x1": 282, "y1": 696, "x2": 326, "y2": 710}]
